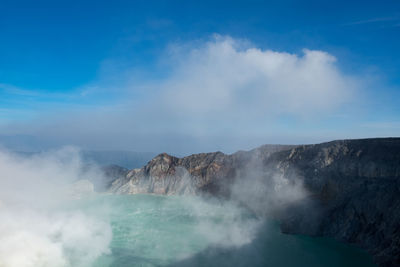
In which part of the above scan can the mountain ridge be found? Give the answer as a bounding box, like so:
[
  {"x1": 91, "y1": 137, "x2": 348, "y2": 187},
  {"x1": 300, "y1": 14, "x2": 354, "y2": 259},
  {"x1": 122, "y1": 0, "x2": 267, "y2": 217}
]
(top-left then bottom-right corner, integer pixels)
[{"x1": 106, "y1": 138, "x2": 400, "y2": 266}]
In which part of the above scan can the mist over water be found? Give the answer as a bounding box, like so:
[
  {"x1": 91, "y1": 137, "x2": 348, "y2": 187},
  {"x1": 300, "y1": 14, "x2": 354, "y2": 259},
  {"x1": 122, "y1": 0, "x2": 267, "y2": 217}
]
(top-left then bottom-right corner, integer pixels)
[
  {"x1": 0, "y1": 148, "x2": 112, "y2": 267},
  {"x1": 0, "y1": 148, "x2": 375, "y2": 267},
  {"x1": 85, "y1": 194, "x2": 375, "y2": 267}
]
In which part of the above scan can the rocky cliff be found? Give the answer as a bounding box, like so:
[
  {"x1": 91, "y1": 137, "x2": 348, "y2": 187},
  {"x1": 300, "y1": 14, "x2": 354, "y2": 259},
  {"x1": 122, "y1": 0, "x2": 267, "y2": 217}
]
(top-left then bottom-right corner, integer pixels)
[
  {"x1": 108, "y1": 144, "x2": 295, "y2": 195},
  {"x1": 269, "y1": 138, "x2": 400, "y2": 267},
  {"x1": 107, "y1": 138, "x2": 400, "y2": 266}
]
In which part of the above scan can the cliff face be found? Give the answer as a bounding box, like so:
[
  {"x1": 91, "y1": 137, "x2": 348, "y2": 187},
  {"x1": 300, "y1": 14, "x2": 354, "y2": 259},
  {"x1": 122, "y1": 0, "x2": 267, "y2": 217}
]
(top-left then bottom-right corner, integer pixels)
[
  {"x1": 107, "y1": 138, "x2": 400, "y2": 266},
  {"x1": 108, "y1": 145, "x2": 295, "y2": 196},
  {"x1": 268, "y1": 138, "x2": 400, "y2": 267}
]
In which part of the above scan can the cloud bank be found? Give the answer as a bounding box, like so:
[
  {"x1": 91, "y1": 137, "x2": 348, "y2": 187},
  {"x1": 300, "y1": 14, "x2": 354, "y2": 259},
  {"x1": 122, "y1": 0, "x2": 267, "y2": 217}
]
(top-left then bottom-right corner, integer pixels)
[
  {"x1": 0, "y1": 35, "x2": 360, "y2": 152},
  {"x1": 161, "y1": 36, "x2": 354, "y2": 121}
]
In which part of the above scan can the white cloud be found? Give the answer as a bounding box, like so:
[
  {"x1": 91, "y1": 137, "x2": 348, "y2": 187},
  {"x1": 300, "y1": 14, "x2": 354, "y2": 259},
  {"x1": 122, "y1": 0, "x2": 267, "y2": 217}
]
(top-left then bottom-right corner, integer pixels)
[
  {"x1": 0, "y1": 36, "x2": 361, "y2": 152},
  {"x1": 157, "y1": 36, "x2": 356, "y2": 122}
]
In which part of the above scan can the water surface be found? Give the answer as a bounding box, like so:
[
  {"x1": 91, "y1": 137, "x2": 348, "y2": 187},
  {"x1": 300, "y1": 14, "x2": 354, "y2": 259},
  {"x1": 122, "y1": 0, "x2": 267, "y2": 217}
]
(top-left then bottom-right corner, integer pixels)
[{"x1": 75, "y1": 194, "x2": 375, "y2": 267}]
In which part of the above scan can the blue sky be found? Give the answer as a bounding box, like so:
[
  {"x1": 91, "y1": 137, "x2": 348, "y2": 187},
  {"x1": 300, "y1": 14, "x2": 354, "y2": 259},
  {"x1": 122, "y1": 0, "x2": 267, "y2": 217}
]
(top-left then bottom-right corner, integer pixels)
[{"x1": 0, "y1": 0, "x2": 400, "y2": 153}]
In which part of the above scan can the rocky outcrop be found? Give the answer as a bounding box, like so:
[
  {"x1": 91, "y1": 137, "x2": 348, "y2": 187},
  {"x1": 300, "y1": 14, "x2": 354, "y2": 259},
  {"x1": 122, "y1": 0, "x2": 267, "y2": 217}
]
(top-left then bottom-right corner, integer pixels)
[
  {"x1": 107, "y1": 138, "x2": 400, "y2": 266},
  {"x1": 109, "y1": 145, "x2": 295, "y2": 196}
]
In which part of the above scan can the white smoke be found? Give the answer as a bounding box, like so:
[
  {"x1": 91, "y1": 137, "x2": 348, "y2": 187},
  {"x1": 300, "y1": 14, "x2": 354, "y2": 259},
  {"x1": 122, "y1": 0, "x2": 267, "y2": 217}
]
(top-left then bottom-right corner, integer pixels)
[
  {"x1": 187, "y1": 155, "x2": 307, "y2": 251},
  {"x1": 179, "y1": 163, "x2": 306, "y2": 252},
  {"x1": 181, "y1": 196, "x2": 261, "y2": 249},
  {"x1": 0, "y1": 148, "x2": 112, "y2": 267},
  {"x1": 0, "y1": 209, "x2": 111, "y2": 267},
  {"x1": 231, "y1": 169, "x2": 307, "y2": 217}
]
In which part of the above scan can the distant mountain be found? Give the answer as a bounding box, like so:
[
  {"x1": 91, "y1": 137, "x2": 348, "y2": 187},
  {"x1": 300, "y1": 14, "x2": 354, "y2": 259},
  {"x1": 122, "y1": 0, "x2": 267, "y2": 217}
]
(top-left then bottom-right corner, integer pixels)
[
  {"x1": 7, "y1": 149, "x2": 155, "y2": 169},
  {"x1": 0, "y1": 135, "x2": 156, "y2": 169},
  {"x1": 0, "y1": 134, "x2": 44, "y2": 151},
  {"x1": 81, "y1": 150, "x2": 156, "y2": 169}
]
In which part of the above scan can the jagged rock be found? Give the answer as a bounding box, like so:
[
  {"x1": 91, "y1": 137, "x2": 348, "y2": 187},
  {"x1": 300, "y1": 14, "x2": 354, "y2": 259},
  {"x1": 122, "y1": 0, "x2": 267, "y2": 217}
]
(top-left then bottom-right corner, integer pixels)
[{"x1": 109, "y1": 146, "x2": 294, "y2": 196}]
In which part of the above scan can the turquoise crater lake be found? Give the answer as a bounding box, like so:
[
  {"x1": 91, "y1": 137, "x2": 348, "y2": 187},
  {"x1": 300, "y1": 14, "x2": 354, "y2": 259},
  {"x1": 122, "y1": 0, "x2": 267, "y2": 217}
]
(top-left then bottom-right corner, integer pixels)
[{"x1": 75, "y1": 194, "x2": 375, "y2": 267}]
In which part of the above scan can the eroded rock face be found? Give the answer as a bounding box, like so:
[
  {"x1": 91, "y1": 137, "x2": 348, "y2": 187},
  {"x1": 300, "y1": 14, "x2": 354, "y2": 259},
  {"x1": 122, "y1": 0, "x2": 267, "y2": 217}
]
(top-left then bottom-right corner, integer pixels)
[
  {"x1": 108, "y1": 145, "x2": 295, "y2": 196},
  {"x1": 106, "y1": 138, "x2": 400, "y2": 266},
  {"x1": 109, "y1": 152, "x2": 234, "y2": 195},
  {"x1": 268, "y1": 139, "x2": 400, "y2": 267}
]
